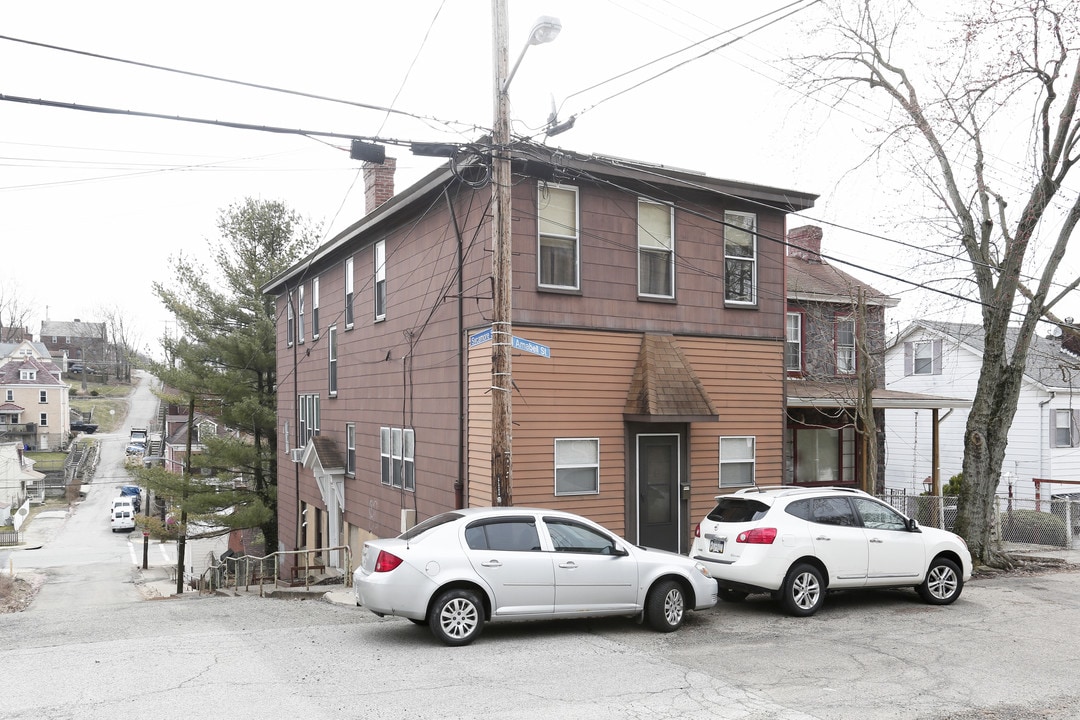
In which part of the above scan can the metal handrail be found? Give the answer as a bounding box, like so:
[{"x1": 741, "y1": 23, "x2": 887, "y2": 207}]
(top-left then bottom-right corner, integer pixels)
[{"x1": 196, "y1": 545, "x2": 352, "y2": 596}]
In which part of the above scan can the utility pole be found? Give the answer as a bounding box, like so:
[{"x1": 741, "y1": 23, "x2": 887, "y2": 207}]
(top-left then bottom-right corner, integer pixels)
[{"x1": 490, "y1": 0, "x2": 514, "y2": 507}]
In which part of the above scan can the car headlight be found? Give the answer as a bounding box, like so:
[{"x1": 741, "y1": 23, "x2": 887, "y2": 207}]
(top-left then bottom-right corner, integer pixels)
[{"x1": 693, "y1": 562, "x2": 712, "y2": 578}]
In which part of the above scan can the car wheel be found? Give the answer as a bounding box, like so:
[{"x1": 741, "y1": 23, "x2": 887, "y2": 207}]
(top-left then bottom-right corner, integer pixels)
[
  {"x1": 646, "y1": 579, "x2": 686, "y2": 632},
  {"x1": 781, "y1": 563, "x2": 825, "y2": 616},
  {"x1": 429, "y1": 588, "x2": 484, "y2": 646},
  {"x1": 718, "y1": 588, "x2": 749, "y2": 603},
  {"x1": 917, "y1": 557, "x2": 963, "y2": 605}
]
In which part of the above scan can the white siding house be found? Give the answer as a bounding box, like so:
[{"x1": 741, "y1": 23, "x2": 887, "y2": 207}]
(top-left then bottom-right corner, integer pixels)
[{"x1": 884, "y1": 321, "x2": 1080, "y2": 501}]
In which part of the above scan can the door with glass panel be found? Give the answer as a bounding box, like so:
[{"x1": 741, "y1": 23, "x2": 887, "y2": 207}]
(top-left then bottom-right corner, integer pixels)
[{"x1": 636, "y1": 433, "x2": 681, "y2": 553}]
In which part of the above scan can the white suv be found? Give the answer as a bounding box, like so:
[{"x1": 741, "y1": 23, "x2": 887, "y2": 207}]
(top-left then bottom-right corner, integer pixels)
[{"x1": 690, "y1": 486, "x2": 972, "y2": 616}]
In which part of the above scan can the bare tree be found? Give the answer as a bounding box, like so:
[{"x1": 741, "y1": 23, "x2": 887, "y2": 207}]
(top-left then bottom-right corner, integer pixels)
[
  {"x1": 796, "y1": 0, "x2": 1080, "y2": 564},
  {"x1": 98, "y1": 303, "x2": 142, "y2": 381},
  {"x1": 0, "y1": 281, "x2": 37, "y2": 342}
]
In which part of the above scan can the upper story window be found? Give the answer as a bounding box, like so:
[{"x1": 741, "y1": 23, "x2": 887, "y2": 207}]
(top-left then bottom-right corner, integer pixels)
[
  {"x1": 39, "y1": 412, "x2": 48, "y2": 427},
  {"x1": 374, "y1": 240, "x2": 386, "y2": 321},
  {"x1": 20, "y1": 370, "x2": 36, "y2": 381},
  {"x1": 638, "y1": 199, "x2": 674, "y2": 299},
  {"x1": 381, "y1": 427, "x2": 415, "y2": 491},
  {"x1": 538, "y1": 184, "x2": 579, "y2": 290},
  {"x1": 345, "y1": 423, "x2": 355, "y2": 476},
  {"x1": 345, "y1": 257, "x2": 355, "y2": 328},
  {"x1": 311, "y1": 277, "x2": 320, "y2": 340},
  {"x1": 786, "y1": 312, "x2": 803, "y2": 373},
  {"x1": 5, "y1": 390, "x2": 12, "y2": 402},
  {"x1": 327, "y1": 326, "x2": 338, "y2": 397},
  {"x1": 1053, "y1": 409, "x2": 1078, "y2": 448},
  {"x1": 913, "y1": 341, "x2": 933, "y2": 375},
  {"x1": 835, "y1": 316, "x2": 856, "y2": 375},
  {"x1": 724, "y1": 211, "x2": 757, "y2": 304},
  {"x1": 286, "y1": 296, "x2": 295, "y2": 346},
  {"x1": 39, "y1": 390, "x2": 47, "y2": 403},
  {"x1": 297, "y1": 284, "x2": 305, "y2": 344},
  {"x1": 298, "y1": 393, "x2": 320, "y2": 445}
]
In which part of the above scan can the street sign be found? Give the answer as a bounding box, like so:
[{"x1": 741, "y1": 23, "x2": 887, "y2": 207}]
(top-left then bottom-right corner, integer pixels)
[
  {"x1": 469, "y1": 327, "x2": 492, "y2": 347},
  {"x1": 512, "y1": 335, "x2": 551, "y2": 359}
]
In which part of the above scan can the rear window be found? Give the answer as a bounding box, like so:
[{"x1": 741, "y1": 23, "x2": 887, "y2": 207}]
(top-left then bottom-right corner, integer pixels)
[
  {"x1": 706, "y1": 498, "x2": 771, "y2": 523},
  {"x1": 398, "y1": 512, "x2": 462, "y2": 541}
]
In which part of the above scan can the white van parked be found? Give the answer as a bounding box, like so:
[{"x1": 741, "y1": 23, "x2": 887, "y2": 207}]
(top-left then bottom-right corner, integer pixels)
[
  {"x1": 111, "y1": 506, "x2": 135, "y2": 532},
  {"x1": 110, "y1": 497, "x2": 135, "y2": 519}
]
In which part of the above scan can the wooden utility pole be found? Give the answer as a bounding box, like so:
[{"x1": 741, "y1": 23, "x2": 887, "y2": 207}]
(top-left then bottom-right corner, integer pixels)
[
  {"x1": 490, "y1": 0, "x2": 513, "y2": 507},
  {"x1": 176, "y1": 394, "x2": 194, "y2": 595}
]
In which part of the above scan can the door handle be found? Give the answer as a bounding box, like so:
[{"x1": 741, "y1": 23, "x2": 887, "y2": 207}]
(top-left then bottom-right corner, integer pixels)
[
  {"x1": 869, "y1": 537, "x2": 883, "y2": 544},
  {"x1": 558, "y1": 561, "x2": 578, "y2": 569},
  {"x1": 815, "y1": 536, "x2": 831, "y2": 541},
  {"x1": 480, "y1": 560, "x2": 502, "y2": 567}
]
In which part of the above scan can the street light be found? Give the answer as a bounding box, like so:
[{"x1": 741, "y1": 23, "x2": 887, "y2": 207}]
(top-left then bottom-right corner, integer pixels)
[{"x1": 490, "y1": 4, "x2": 560, "y2": 507}]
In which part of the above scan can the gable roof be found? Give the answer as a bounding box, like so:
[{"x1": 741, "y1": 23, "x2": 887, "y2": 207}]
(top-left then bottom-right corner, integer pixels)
[
  {"x1": 0, "y1": 357, "x2": 66, "y2": 387},
  {"x1": 40, "y1": 320, "x2": 105, "y2": 339},
  {"x1": 895, "y1": 320, "x2": 1078, "y2": 389},
  {"x1": 624, "y1": 334, "x2": 718, "y2": 422},
  {"x1": 786, "y1": 226, "x2": 897, "y2": 308}
]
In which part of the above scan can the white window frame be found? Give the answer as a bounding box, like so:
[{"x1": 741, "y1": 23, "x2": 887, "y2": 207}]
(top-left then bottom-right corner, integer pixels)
[
  {"x1": 311, "y1": 277, "x2": 320, "y2": 340},
  {"x1": 20, "y1": 370, "x2": 36, "y2": 381},
  {"x1": 327, "y1": 325, "x2": 338, "y2": 397},
  {"x1": 913, "y1": 340, "x2": 933, "y2": 375},
  {"x1": 298, "y1": 393, "x2": 320, "y2": 445},
  {"x1": 554, "y1": 438, "x2": 600, "y2": 496},
  {"x1": 836, "y1": 316, "x2": 856, "y2": 375},
  {"x1": 537, "y1": 184, "x2": 580, "y2": 290},
  {"x1": 5, "y1": 390, "x2": 12, "y2": 402},
  {"x1": 1054, "y1": 409, "x2": 1074, "y2": 448},
  {"x1": 637, "y1": 198, "x2": 674, "y2": 299},
  {"x1": 719, "y1": 436, "x2": 755, "y2": 488},
  {"x1": 724, "y1": 211, "x2": 757, "y2": 304},
  {"x1": 374, "y1": 240, "x2": 386, "y2": 322},
  {"x1": 39, "y1": 412, "x2": 48, "y2": 427},
  {"x1": 345, "y1": 257, "x2": 355, "y2": 329},
  {"x1": 786, "y1": 312, "x2": 803, "y2": 372},
  {"x1": 380, "y1": 426, "x2": 415, "y2": 490},
  {"x1": 297, "y1": 284, "x2": 305, "y2": 344},
  {"x1": 345, "y1": 422, "x2": 355, "y2": 476},
  {"x1": 39, "y1": 390, "x2": 48, "y2": 403},
  {"x1": 286, "y1": 296, "x2": 295, "y2": 347}
]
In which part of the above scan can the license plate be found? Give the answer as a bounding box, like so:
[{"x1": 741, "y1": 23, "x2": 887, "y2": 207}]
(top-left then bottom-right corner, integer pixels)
[{"x1": 709, "y1": 537, "x2": 725, "y2": 554}]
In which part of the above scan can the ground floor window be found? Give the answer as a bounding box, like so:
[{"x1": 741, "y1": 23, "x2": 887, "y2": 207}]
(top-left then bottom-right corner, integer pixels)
[
  {"x1": 554, "y1": 438, "x2": 599, "y2": 495},
  {"x1": 719, "y1": 436, "x2": 755, "y2": 487},
  {"x1": 790, "y1": 425, "x2": 855, "y2": 484}
]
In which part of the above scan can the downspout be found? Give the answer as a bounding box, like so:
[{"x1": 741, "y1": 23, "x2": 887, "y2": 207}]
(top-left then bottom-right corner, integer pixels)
[{"x1": 1039, "y1": 391, "x2": 1055, "y2": 482}]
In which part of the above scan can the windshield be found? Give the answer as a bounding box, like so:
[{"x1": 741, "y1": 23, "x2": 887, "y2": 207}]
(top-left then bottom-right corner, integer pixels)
[
  {"x1": 399, "y1": 512, "x2": 463, "y2": 541},
  {"x1": 706, "y1": 498, "x2": 771, "y2": 523}
]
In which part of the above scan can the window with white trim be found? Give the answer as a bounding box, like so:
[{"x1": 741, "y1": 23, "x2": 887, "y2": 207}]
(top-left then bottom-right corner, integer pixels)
[
  {"x1": 836, "y1": 317, "x2": 856, "y2": 375},
  {"x1": 554, "y1": 438, "x2": 600, "y2": 495},
  {"x1": 327, "y1": 325, "x2": 338, "y2": 397},
  {"x1": 913, "y1": 340, "x2": 933, "y2": 375},
  {"x1": 381, "y1": 427, "x2": 415, "y2": 490},
  {"x1": 724, "y1": 211, "x2": 757, "y2": 304},
  {"x1": 297, "y1": 394, "x2": 320, "y2": 445},
  {"x1": 311, "y1": 277, "x2": 320, "y2": 339},
  {"x1": 5, "y1": 390, "x2": 12, "y2": 402},
  {"x1": 39, "y1": 412, "x2": 48, "y2": 427},
  {"x1": 39, "y1": 390, "x2": 47, "y2": 403},
  {"x1": 719, "y1": 436, "x2": 755, "y2": 487},
  {"x1": 346, "y1": 422, "x2": 355, "y2": 475},
  {"x1": 786, "y1": 312, "x2": 802, "y2": 372},
  {"x1": 1053, "y1": 409, "x2": 1076, "y2": 448},
  {"x1": 297, "y1": 284, "x2": 305, "y2": 344},
  {"x1": 345, "y1": 257, "x2": 355, "y2": 328},
  {"x1": 374, "y1": 240, "x2": 386, "y2": 321},
  {"x1": 538, "y1": 185, "x2": 579, "y2": 289},
  {"x1": 20, "y1": 370, "x2": 36, "y2": 381},
  {"x1": 638, "y1": 199, "x2": 674, "y2": 298},
  {"x1": 286, "y1": 296, "x2": 295, "y2": 346}
]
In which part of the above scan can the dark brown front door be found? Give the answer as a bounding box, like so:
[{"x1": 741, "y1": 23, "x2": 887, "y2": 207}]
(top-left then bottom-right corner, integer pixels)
[{"x1": 637, "y1": 433, "x2": 681, "y2": 552}]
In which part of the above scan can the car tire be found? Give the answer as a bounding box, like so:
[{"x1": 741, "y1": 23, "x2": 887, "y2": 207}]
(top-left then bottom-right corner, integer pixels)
[
  {"x1": 429, "y1": 588, "x2": 484, "y2": 646},
  {"x1": 780, "y1": 563, "x2": 825, "y2": 617},
  {"x1": 645, "y1": 579, "x2": 686, "y2": 632},
  {"x1": 718, "y1": 588, "x2": 748, "y2": 603},
  {"x1": 917, "y1": 557, "x2": 963, "y2": 605}
]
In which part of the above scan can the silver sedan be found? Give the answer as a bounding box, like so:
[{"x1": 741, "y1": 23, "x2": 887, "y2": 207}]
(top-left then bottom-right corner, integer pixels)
[{"x1": 354, "y1": 507, "x2": 718, "y2": 646}]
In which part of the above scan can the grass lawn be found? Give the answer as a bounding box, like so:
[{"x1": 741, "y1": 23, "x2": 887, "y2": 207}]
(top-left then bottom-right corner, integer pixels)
[{"x1": 69, "y1": 378, "x2": 133, "y2": 433}]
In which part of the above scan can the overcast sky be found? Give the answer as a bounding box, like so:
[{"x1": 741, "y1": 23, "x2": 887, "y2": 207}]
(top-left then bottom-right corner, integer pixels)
[{"x1": 3, "y1": 0, "x2": 1074, "y2": 356}]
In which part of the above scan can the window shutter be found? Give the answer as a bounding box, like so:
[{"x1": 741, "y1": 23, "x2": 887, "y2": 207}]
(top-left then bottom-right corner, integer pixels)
[
  {"x1": 1072, "y1": 410, "x2": 1080, "y2": 448},
  {"x1": 1051, "y1": 408, "x2": 1058, "y2": 448},
  {"x1": 933, "y1": 340, "x2": 943, "y2": 375},
  {"x1": 904, "y1": 342, "x2": 913, "y2": 376}
]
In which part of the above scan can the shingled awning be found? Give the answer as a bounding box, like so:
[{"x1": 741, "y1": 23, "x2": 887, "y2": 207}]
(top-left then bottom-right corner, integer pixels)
[{"x1": 624, "y1": 334, "x2": 718, "y2": 423}]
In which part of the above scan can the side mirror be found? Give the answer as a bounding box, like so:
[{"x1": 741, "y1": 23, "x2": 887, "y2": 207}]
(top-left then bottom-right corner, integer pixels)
[
  {"x1": 907, "y1": 517, "x2": 921, "y2": 533},
  {"x1": 610, "y1": 543, "x2": 629, "y2": 557}
]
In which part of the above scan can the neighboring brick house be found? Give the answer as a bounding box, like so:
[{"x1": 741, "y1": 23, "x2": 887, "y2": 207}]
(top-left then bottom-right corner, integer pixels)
[
  {"x1": 264, "y1": 143, "x2": 817, "y2": 576},
  {"x1": 784, "y1": 226, "x2": 966, "y2": 492},
  {"x1": 40, "y1": 319, "x2": 107, "y2": 370},
  {"x1": 0, "y1": 342, "x2": 69, "y2": 450}
]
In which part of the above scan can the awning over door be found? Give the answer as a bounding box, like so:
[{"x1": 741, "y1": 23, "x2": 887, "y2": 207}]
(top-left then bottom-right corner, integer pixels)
[{"x1": 624, "y1": 334, "x2": 719, "y2": 423}]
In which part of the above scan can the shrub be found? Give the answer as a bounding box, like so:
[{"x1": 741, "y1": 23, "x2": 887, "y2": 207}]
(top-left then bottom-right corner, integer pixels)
[
  {"x1": 999, "y1": 509, "x2": 1067, "y2": 546},
  {"x1": 90, "y1": 390, "x2": 99, "y2": 397}
]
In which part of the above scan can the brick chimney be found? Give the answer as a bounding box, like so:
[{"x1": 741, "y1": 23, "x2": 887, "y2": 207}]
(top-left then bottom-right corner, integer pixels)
[
  {"x1": 787, "y1": 225, "x2": 823, "y2": 263},
  {"x1": 363, "y1": 157, "x2": 396, "y2": 215}
]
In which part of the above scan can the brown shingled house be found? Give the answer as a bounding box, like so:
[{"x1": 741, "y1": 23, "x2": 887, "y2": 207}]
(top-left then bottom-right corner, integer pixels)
[{"x1": 264, "y1": 143, "x2": 816, "y2": 577}]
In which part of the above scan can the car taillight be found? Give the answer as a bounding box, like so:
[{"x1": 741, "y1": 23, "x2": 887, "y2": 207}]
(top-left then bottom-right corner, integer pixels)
[
  {"x1": 693, "y1": 523, "x2": 701, "y2": 538},
  {"x1": 736, "y1": 527, "x2": 777, "y2": 544},
  {"x1": 374, "y1": 550, "x2": 404, "y2": 572}
]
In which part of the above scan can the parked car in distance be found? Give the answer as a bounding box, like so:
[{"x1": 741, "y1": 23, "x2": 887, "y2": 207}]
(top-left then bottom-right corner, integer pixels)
[
  {"x1": 111, "y1": 506, "x2": 135, "y2": 532},
  {"x1": 354, "y1": 507, "x2": 718, "y2": 646},
  {"x1": 70, "y1": 421, "x2": 98, "y2": 434},
  {"x1": 110, "y1": 497, "x2": 135, "y2": 519},
  {"x1": 125, "y1": 444, "x2": 145, "y2": 456},
  {"x1": 690, "y1": 486, "x2": 973, "y2": 617},
  {"x1": 119, "y1": 485, "x2": 141, "y2": 513}
]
